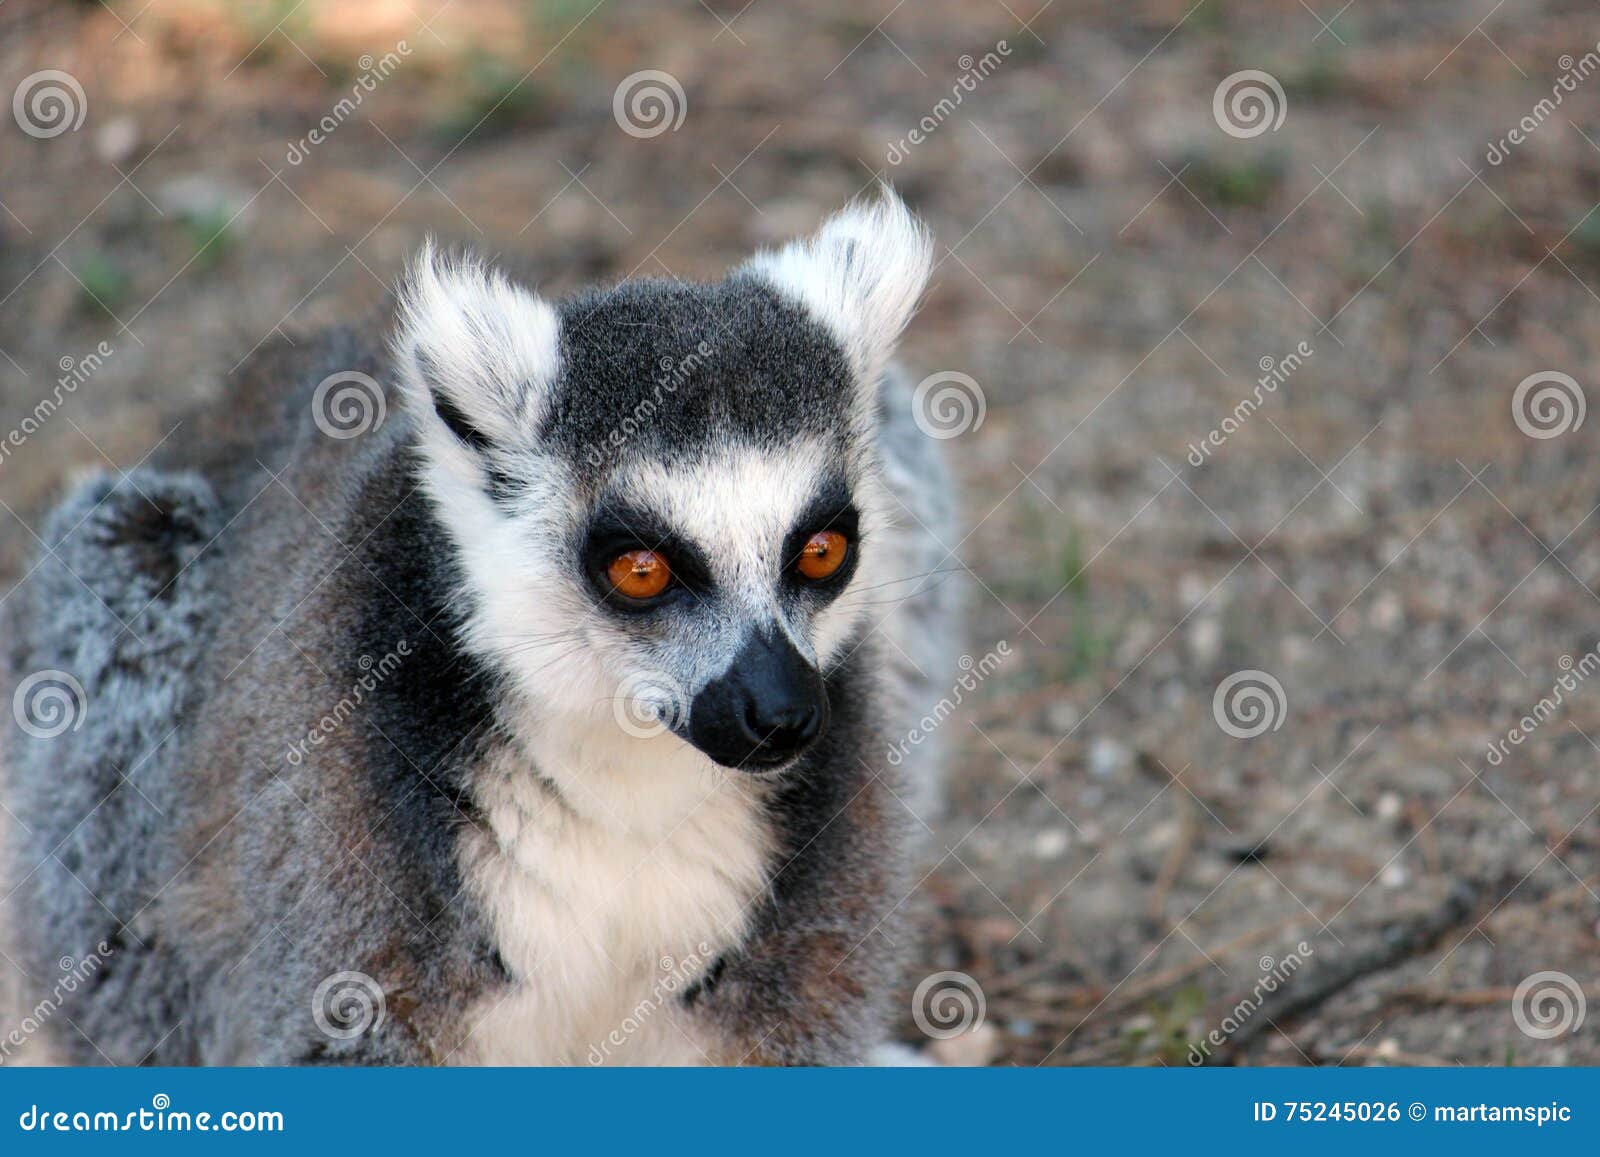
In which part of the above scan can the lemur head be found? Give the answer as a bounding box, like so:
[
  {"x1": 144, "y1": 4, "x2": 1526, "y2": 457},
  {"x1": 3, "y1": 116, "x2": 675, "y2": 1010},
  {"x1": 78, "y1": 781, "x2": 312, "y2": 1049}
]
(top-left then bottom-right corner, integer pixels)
[{"x1": 393, "y1": 190, "x2": 932, "y2": 774}]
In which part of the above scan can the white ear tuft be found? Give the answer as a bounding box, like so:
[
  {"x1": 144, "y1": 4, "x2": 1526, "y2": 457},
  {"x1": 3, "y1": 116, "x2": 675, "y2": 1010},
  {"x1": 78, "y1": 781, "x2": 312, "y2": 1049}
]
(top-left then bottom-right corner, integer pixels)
[
  {"x1": 741, "y1": 187, "x2": 933, "y2": 386},
  {"x1": 392, "y1": 240, "x2": 561, "y2": 451}
]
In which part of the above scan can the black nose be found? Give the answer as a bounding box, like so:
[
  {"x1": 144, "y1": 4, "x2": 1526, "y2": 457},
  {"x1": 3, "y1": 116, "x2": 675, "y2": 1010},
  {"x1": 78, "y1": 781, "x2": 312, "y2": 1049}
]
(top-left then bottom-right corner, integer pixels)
[
  {"x1": 688, "y1": 629, "x2": 829, "y2": 770},
  {"x1": 742, "y1": 695, "x2": 823, "y2": 754}
]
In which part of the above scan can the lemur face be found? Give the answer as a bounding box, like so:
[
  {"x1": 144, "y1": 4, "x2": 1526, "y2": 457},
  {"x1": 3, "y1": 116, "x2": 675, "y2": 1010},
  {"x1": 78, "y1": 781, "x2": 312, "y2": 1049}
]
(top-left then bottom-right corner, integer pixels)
[{"x1": 394, "y1": 191, "x2": 931, "y2": 773}]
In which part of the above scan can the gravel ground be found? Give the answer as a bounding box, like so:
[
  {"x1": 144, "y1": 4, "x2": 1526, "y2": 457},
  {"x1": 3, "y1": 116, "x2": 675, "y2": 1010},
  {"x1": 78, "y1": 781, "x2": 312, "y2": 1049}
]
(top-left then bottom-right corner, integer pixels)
[{"x1": 3, "y1": 0, "x2": 1600, "y2": 1066}]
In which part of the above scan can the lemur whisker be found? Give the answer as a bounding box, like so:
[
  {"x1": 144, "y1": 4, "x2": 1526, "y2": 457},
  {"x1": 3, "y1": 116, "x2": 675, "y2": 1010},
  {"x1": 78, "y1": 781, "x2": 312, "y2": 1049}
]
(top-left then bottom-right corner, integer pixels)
[
  {"x1": 509, "y1": 645, "x2": 589, "y2": 679},
  {"x1": 841, "y1": 564, "x2": 970, "y2": 596},
  {"x1": 497, "y1": 629, "x2": 589, "y2": 649}
]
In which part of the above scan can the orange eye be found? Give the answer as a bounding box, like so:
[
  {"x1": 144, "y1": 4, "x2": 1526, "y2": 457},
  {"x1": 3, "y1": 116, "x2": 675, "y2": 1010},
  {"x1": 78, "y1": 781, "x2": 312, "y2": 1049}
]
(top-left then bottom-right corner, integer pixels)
[
  {"x1": 607, "y1": 549, "x2": 672, "y2": 600},
  {"x1": 796, "y1": 530, "x2": 849, "y2": 581}
]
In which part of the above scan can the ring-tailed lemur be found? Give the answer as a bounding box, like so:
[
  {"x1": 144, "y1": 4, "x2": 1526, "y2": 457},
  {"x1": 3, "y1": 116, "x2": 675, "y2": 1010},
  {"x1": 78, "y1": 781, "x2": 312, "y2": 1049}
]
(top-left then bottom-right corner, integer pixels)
[{"x1": 1, "y1": 190, "x2": 958, "y2": 1065}]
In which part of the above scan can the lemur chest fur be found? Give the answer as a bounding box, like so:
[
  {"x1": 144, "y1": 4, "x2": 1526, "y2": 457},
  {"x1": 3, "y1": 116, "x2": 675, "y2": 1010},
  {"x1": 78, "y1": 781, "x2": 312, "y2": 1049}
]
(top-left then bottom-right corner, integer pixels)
[{"x1": 451, "y1": 735, "x2": 774, "y2": 1064}]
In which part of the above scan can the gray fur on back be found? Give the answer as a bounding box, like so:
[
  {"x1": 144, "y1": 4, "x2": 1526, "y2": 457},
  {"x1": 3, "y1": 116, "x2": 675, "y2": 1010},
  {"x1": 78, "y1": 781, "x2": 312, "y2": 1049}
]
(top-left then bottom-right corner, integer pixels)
[
  {"x1": 874, "y1": 368, "x2": 964, "y2": 819},
  {"x1": 4, "y1": 471, "x2": 222, "y2": 1062}
]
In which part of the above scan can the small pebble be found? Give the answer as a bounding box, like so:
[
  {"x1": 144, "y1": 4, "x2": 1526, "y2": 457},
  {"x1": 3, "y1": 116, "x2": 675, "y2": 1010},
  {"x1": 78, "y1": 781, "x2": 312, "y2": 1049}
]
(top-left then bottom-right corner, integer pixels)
[
  {"x1": 1189, "y1": 616, "x2": 1221, "y2": 665},
  {"x1": 1033, "y1": 828, "x2": 1070, "y2": 859},
  {"x1": 1089, "y1": 736, "x2": 1129, "y2": 778},
  {"x1": 95, "y1": 116, "x2": 140, "y2": 166},
  {"x1": 1370, "y1": 591, "x2": 1403, "y2": 631},
  {"x1": 1045, "y1": 700, "x2": 1080, "y2": 733}
]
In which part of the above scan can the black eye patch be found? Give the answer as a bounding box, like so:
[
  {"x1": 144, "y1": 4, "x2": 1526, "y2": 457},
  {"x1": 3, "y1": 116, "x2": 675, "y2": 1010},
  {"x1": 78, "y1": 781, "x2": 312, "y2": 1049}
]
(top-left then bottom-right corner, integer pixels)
[
  {"x1": 782, "y1": 478, "x2": 860, "y2": 592},
  {"x1": 582, "y1": 502, "x2": 713, "y2": 609}
]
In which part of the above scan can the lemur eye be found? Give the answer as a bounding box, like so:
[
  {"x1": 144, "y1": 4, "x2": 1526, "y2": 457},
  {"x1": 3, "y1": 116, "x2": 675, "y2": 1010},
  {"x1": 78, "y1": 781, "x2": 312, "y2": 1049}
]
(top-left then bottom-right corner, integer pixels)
[
  {"x1": 795, "y1": 530, "x2": 849, "y2": 581},
  {"x1": 606, "y1": 549, "x2": 672, "y2": 600}
]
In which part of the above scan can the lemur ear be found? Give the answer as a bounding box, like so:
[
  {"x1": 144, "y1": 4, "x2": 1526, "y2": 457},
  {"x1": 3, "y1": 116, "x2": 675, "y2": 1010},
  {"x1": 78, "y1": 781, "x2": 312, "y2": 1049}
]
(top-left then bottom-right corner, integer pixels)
[
  {"x1": 740, "y1": 187, "x2": 933, "y2": 388},
  {"x1": 392, "y1": 241, "x2": 560, "y2": 453}
]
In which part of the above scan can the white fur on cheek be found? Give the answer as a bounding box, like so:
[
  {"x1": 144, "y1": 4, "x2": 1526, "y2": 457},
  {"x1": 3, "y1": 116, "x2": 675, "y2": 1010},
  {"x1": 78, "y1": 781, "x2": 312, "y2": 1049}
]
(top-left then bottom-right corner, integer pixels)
[{"x1": 416, "y1": 456, "x2": 781, "y2": 1066}]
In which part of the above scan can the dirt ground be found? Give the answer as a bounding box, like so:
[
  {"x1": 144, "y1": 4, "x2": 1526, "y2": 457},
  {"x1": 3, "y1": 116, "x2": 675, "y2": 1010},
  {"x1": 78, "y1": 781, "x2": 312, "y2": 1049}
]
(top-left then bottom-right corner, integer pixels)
[{"x1": 3, "y1": 0, "x2": 1600, "y2": 1066}]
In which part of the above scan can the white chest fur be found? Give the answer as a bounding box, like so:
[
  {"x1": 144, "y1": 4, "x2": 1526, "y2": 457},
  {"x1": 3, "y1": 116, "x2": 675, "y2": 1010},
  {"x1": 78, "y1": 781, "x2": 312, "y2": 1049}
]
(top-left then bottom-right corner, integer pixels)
[{"x1": 448, "y1": 728, "x2": 773, "y2": 1065}]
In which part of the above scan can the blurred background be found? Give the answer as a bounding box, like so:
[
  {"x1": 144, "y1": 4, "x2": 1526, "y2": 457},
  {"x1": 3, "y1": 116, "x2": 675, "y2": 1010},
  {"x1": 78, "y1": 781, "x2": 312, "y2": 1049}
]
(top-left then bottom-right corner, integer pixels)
[{"x1": 4, "y1": 0, "x2": 1600, "y2": 1065}]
